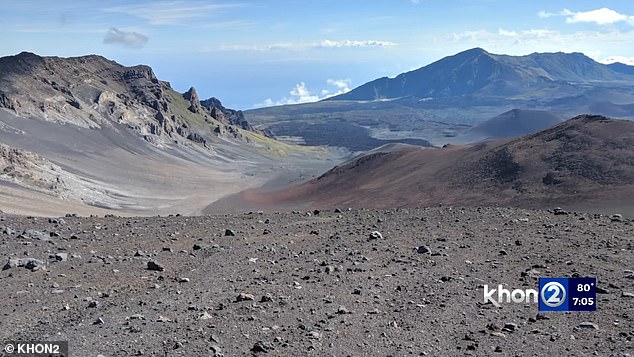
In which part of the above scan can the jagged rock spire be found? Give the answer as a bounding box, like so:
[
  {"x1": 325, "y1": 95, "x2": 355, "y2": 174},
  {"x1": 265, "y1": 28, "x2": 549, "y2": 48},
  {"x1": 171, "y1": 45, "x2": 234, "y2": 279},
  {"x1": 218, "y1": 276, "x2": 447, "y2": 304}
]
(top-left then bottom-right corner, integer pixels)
[{"x1": 183, "y1": 87, "x2": 202, "y2": 113}]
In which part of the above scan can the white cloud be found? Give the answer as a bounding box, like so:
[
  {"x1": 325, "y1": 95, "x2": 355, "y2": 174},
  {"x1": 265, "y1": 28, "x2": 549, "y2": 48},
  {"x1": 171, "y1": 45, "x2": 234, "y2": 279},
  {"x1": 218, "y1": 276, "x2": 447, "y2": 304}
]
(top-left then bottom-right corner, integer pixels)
[
  {"x1": 255, "y1": 79, "x2": 352, "y2": 108},
  {"x1": 218, "y1": 43, "x2": 303, "y2": 51},
  {"x1": 498, "y1": 29, "x2": 518, "y2": 37},
  {"x1": 318, "y1": 39, "x2": 397, "y2": 48},
  {"x1": 522, "y1": 29, "x2": 560, "y2": 38},
  {"x1": 258, "y1": 98, "x2": 275, "y2": 107},
  {"x1": 327, "y1": 79, "x2": 352, "y2": 93},
  {"x1": 447, "y1": 27, "x2": 634, "y2": 66},
  {"x1": 539, "y1": 8, "x2": 634, "y2": 26},
  {"x1": 103, "y1": 2, "x2": 242, "y2": 25},
  {"x1": 217, "y1": 40, "x2": 397, "y2": 52},
  {"x1": 256, "y1": 82, "x2": 319, "y2": 107},
  {"x1": 451, "y1": 28, "x2": 628, "y2": 46},
  {"x1": 563, "y1": 8, "x2": 628, "y2": 25},
  {"x1": 103, "y1": 27, "x2": 148, "y2": 48},
  {"x1": 452, "y1": 30, "x2": 488, "y2": 41},
  {"x1": 289, "y1": 82, "x2": 321, "y2": 103},
  {"x1": 600, "y1": 55, "x2": 634, "y2": 65},
  {"x1": 538, "y1": 11, "x2": 556, "y2": 19}
]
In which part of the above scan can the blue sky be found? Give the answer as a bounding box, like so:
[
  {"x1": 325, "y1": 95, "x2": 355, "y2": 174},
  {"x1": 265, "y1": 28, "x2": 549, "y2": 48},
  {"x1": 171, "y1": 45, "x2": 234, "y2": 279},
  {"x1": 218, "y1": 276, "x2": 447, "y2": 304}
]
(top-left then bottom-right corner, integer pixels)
[{"x1": 2, "y1": 1, "x2": 634, "y2": 109}]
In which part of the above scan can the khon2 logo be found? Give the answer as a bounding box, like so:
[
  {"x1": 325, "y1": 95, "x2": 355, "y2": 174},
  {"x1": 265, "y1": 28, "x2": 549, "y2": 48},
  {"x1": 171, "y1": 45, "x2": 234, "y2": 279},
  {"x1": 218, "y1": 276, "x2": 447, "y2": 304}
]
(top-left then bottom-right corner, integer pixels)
[
  {"x1": 539, "y1": 277, "x2": 596, "y2": 312},
  {"x1": 483, "y1": 277, "x2": 596, "y2": 312}
]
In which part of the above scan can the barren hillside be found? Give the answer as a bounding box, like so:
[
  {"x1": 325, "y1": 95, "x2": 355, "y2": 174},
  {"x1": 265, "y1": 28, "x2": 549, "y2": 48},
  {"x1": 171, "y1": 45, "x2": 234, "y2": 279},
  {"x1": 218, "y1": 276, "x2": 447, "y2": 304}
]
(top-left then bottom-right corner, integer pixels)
[{"x1": 227, "y1": 115, "x2": 634, "y2": 216}]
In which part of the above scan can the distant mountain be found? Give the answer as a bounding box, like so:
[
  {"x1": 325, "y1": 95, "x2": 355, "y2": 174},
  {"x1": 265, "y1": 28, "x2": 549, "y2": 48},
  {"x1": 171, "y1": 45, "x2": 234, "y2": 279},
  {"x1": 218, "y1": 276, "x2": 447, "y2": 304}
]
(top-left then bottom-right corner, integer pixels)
[
  {"x1": 236, "y1": 115, "x2": 634, "y2": 213},
  {"x1": 330, "y1": 48, "x2": 629, "y2": 101},
  {"x1": 607, "y1": 62, "x2": 634, "y2": 76},
  {"x1": 468, "y1": 109, "x2": 562, "y2": 139},
  {"x1": 247, "y1": 48, "x2": 634, "y2": 149},
  {"x1": 588, "y1": 101, "x2": 634, "y2": 118}
]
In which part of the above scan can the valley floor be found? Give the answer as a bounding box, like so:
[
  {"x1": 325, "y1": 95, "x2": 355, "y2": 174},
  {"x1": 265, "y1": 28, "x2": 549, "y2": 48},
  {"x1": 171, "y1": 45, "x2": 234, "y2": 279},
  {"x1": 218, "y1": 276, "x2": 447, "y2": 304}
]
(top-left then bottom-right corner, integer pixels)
[{"x1": 0, "y1": 110, "x2": 345, "y2": 217}]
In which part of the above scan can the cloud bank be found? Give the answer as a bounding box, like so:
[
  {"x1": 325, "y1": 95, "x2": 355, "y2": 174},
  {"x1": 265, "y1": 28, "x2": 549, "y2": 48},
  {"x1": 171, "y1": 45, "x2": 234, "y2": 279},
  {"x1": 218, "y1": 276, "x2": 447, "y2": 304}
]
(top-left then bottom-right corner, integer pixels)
[
  {"x1": 103, "y1": 27, "x2": 148, "y2": 48},
  {"x1": 218, "y1": 39, "x2": 397, "y2": 52},
  {"x1": 256, "y1": 79, "x2": 352, "y2": 107},
  {"x1": 318, "y1": 40, "x2": 397, "y2": 48},
  {"x1": 539, "y1": 8, "x2": 634, "y2": 26},
  {"x1": 600, "y1": 55, "x2": 634, "y2": 66}
]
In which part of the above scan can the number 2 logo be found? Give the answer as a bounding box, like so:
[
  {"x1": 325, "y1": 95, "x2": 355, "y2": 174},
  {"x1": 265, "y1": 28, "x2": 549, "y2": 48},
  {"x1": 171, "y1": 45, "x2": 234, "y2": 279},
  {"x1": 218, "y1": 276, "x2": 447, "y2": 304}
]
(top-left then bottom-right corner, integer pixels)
[{"x1": 541, "y1": 281, "x2": 566, "y2": 307}]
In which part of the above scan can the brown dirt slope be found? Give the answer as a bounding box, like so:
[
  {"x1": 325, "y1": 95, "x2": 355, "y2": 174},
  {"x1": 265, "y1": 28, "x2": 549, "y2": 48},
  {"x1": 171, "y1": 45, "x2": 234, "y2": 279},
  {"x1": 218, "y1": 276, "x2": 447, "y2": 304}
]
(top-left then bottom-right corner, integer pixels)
[{"x1": 239, "y1": 115, "x2": 634, "y2": 215}]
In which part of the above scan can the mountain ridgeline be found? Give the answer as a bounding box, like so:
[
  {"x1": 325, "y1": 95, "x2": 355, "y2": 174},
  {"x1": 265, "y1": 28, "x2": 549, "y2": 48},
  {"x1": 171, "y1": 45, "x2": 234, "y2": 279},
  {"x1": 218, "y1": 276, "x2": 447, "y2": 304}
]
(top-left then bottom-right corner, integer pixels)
[
  {"x1": 0, "y1": 51, "x2": 267, "y2": 148},
  {"x1": 329, "y1": 48, "x2": 634, "y2": 101}
]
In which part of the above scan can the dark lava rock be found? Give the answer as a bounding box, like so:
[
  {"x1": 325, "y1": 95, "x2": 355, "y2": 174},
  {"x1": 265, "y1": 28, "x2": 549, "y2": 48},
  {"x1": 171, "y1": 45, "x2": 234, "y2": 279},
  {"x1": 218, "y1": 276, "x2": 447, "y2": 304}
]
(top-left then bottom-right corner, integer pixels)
[
  {"x1": 3, "y1": 258, "x2": 45, "y2": 271},
  {"x1": 236, "y1": 292, "x2": 255, "y2": 302},
  {"x1": 224, "y1": 229, "x2": 236, "y2": 236},
  {"x1": 251, "y1": 341, "x2": 274, "y2": 353},
  {"x1": 88, "y1": 300, "x2": 100, "y2": 308},
  {"x1": 24, "y1": 258, "x2": 44, "y2": 271},
  {"x1": 416, "y1": 245, "x2": 432, "y2": 254},
  {"x1": 147, "y1": 261, "x2": 165, "y2": 272}
]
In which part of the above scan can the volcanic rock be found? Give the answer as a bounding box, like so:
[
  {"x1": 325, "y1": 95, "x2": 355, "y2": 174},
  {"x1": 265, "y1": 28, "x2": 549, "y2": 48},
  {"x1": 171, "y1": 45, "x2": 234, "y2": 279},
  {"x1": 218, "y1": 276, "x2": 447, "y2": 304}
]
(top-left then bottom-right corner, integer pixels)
[{"x1": 147, "y1": 261, "x2": 165, "y2": 272}]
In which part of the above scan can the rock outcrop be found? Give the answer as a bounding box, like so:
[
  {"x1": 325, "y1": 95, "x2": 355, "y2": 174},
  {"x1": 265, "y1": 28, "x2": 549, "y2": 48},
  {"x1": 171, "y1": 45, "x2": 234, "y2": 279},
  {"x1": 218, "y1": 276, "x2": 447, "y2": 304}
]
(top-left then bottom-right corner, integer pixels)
[
  {"x1": 201, "y1": 97, "x2": 256, "y2": 132},
  {"x1": 182, "y1": 87, "x2": 202, "y2": 114},
  {"x1": 0, "y1": 142, "x2": 97, "y2": 201},
  {"x1": 0, "y1": 52, "x2": 265, "y2": 147}
]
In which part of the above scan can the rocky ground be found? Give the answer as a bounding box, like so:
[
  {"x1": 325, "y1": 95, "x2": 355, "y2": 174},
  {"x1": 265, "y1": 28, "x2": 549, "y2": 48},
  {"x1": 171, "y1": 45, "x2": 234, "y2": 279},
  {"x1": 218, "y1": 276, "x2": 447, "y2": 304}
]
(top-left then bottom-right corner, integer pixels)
[{"x1": 0, "y1": 207, "x2": 632, "y2": 356}]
